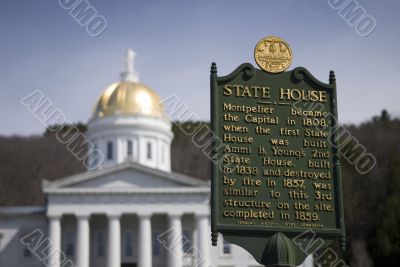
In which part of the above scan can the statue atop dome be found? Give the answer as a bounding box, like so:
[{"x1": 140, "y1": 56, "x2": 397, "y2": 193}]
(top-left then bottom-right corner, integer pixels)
[{"x1": 120, "y1": 48, "x2": 139, "y2": 82}]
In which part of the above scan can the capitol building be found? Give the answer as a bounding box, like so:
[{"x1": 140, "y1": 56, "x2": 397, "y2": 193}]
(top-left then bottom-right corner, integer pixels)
[{"x1": 0, "y1": 50, "x2": 312, "y2": 267}]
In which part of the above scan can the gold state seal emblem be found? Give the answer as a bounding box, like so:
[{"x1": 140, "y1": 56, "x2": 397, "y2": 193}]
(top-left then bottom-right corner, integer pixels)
[{"x1": 254, "y1": 36, "x2": 292, "y2": 73}]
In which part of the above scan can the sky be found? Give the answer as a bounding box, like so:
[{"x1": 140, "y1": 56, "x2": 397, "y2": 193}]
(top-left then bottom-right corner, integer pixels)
[{"x1": 1, "y1": 0, "x2": 399, "y2": 136}]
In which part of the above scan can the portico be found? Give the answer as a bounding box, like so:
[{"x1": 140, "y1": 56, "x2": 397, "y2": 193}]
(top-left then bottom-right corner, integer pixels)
[
  {"x1": 44, "y1": 162, "x2": 210, "y2": 267},
  {"x1": 47, "y1": 212, "x2": 209, "y2": 267}
]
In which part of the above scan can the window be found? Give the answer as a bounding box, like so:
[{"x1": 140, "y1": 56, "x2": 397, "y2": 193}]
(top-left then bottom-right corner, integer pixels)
[
  {"x1": 96, "y1": 231, "x2": 105, "y2": 257},
  {"x1": 90, "y1": 143, "x2": 99, "y2": 167},
  {"x1": 107, "y1": 141, "x2": 113, "y2": 160},
  {"x1": 66, "y1": 230, "x2": 75, "y2": 257},
  {"x1": 222, "y1": 238, "x2": 231, "y2": 255},
  {"x1": 153, "y1": 231, "x2": 161, "y2": 256},
  {"x1": 23, "y1": 247, "x2": 31, "y2": 257},
  {"x1": 124, "y1": 231, "x2": 133, "y2": 257},
  {"x1": 146, "y1": 142, "x2": 152, "y2": 160},
  {"x1": 127, "y1": 140, "x2": 133, "y2": 157},
  {"x1": 182, "y1": 230, "x2": 193, "y2": 254}
]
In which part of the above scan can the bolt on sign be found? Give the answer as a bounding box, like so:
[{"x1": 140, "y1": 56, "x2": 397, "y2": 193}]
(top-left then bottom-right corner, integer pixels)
[{"x1": 210, "y1": 36, "x2": 345, "y2": 266}]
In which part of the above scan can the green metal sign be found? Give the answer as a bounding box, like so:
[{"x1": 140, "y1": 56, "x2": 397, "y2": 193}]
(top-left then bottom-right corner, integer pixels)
[{"x1": 210, "y1": 63, "x2": 345, "y2": 266}]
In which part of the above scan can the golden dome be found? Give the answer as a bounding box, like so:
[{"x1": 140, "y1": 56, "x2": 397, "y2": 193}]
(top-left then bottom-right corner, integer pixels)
[{"x1": 93, "y1": 81, "x2": 166, "y2": 119}]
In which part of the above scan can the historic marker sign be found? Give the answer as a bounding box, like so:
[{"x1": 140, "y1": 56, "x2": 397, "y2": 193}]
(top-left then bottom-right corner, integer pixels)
[{"x1": 210, "y1": 43, "x2": 345, "y2": 266}]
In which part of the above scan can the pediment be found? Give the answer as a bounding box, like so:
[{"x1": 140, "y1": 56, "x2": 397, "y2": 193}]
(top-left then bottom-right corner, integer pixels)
[
  {"x1": 43, "y1": 162, "x2": 207, "y2": 190},
  {"x1": 70, "y1": 168, "x2": 185, "y2": 188}
]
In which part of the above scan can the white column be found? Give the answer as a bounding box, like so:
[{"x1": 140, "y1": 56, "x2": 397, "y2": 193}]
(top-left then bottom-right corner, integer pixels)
[
  {"x1": 138, "y1": 214, "x2": 152, "y2": 267},
  {"x1": 196, "y1": 214, "x2": 210, "y2": 267},
  {"x1": 107, "y1": 214, "x2": 121, "y2": 267},
  {"x1": 168, "y1": 214, "x2": 183, "y2": 267},
  {"x1": 48, "y1": 215, "x2": 61, "y2": 267},
  {"x1": 76, "y1": 214, "x2": 90, "y2": 267}
]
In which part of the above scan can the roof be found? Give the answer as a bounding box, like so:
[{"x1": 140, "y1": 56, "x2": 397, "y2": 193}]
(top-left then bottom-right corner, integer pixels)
[
  {"x1": 0, "y1": 206, "x2": 46, "y2": 215},
  {"x1": 92, "y1": 81, "x2": 167, "y2": 120}
]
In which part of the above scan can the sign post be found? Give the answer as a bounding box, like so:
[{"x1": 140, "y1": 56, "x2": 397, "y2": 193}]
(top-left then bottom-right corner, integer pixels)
[{"x1": 210, "y1": 37, "x2": 345, "y2": 266}]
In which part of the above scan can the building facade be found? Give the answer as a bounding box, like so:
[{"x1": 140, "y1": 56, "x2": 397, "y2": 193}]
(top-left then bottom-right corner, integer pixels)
[{"x1": 0, "y1": 50, "x2": 312, "y2": 267}]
